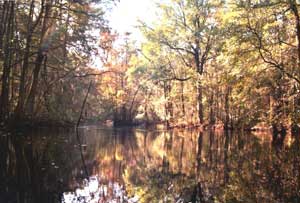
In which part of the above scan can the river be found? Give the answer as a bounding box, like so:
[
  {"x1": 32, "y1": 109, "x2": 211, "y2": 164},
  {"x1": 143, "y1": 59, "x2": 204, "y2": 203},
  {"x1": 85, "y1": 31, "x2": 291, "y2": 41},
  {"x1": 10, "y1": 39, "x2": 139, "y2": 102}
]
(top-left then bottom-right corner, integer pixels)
[{"x1": 0, "y1": 127, "x2": 299, "y2": 203}]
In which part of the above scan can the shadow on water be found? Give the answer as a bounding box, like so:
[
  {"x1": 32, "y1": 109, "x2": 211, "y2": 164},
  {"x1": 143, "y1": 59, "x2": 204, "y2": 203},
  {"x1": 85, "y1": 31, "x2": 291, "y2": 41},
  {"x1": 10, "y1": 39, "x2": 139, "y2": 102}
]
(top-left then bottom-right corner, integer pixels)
[
  {"x1": 0, "y1": 128, "x2": 74, "y2": 203},
  {"x1": 0, "y1": 127, "x2": 299, "y2": 203}
]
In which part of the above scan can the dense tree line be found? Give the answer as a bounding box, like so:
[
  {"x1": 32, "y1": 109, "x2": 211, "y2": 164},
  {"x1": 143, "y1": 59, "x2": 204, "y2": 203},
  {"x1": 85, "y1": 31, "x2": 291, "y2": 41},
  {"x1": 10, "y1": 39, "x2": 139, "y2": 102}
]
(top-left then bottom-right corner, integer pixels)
[
  {"x1": 1, "y1": 0, "x2": 300, "y2": 134},
  {"x1": 0, "y1": 0, "x2": 113, "y2": 125},
  {"x1": 99, "y1": 0, "x2": 300, "y2": 133}
]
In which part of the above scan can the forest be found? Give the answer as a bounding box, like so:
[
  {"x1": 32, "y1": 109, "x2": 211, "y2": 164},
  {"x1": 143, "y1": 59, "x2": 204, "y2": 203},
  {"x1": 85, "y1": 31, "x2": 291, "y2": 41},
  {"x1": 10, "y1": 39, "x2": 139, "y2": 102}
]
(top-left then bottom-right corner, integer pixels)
[
  {"x1": 0, "y1": 0, "x2": 300, "y2": 203},
  {"x1": 0, "y1": 0, "x2": 299, "y2": 134}
]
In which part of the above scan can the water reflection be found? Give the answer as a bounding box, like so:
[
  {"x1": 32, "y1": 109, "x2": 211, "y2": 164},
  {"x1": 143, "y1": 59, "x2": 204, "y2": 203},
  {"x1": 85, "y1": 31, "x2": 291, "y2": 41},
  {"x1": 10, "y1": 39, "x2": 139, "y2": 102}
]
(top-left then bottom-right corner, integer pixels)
[
  {"x1": 62, "y1": 175, "x2": 135, "y2": 203},
  {"x1": 0, "y1": 127, "x2": 299, "y2": 203}
]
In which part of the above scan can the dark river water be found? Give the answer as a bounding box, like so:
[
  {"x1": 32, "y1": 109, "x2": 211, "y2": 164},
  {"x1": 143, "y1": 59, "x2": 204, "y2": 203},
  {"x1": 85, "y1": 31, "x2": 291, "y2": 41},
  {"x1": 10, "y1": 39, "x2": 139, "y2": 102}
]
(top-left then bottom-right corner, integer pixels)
[{"x1": 0, "y1": 127, "x2": 299, "y2": 203}]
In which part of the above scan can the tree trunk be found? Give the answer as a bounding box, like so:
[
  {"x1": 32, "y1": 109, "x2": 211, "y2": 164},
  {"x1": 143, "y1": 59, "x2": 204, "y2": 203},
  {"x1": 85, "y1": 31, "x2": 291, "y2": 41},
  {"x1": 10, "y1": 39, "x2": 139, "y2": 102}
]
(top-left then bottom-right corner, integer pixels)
[
  {"x1": 26, "y1": 0, "x2": 51, "y2": 115},
  {"x1": 209, "y1": 90, "x2": 215, "y2": 125},
  {"x1": 224, "y1": 86, "x2": 231, "y2": 130},
  {"x1": 224, "y1": 130, "x2": 230, "y2": 185},
  {"x1": 196, "y1": 131, "x2": 203, "y2": 173},
  {"x1": 15, "y1": 0, "x2": 35, "y2": 118},
  {"x1": 167, "y1": 82, "x2": 173, "y2": 119},
  {"x1": 163, "y1": 81, "x2": 170, "y2": 128},
  {"x1": 0, "y1": 1, "x2": 14, "y2": 121},
  {"x1": 179, "y1": 137, "x2": 184, "y2": 172},
  {"x1": 0, "y1": 1, "x2": 8, "y2": 53},
  {"x1": 26, "y1": 53, "x2": 44, "y2": 114},
  {"x1": 10, "y1": 23, "x2": 20, "y2": 114},
  {"x1": 197, "y1": 79, "x2": 204, "y2": 124},
  {"x1": 180, "y1": 81, "x2": 185, "y2": 116}
]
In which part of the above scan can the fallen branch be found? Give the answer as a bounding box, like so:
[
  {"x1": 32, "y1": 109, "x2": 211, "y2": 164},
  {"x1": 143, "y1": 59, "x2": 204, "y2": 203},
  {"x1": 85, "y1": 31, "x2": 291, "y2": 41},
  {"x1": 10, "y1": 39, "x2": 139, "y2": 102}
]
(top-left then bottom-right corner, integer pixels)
[
  {"x1": 75, "y1": 80, "x2": 93, "y2": 178},
  {"x1": 76, "y1": 80, "x2": 93, "y2": 128}
]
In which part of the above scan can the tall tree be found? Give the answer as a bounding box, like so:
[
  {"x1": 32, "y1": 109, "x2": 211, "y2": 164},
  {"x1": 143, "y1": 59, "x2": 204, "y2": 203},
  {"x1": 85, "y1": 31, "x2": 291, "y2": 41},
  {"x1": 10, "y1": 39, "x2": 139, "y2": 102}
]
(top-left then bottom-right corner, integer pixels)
[
  {"x1": 140, "y1": 0, "x2": 220, "y2": 124},
  {"x1": 0, "y1": 1, "x2": 15, "y2": 120}
]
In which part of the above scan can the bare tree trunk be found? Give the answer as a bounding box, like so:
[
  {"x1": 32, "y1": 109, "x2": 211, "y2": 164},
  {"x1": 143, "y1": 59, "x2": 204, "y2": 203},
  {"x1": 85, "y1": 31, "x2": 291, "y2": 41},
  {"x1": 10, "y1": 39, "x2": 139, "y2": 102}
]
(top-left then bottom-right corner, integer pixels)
[
  {"x1": 197, "y1": 79, "x2": 204, "y2": 124},
  {"x1": 15, "y1": 0, "x2": 35, "y2": 118},
  {"x1": 179, "y1": 137, "x2": 184, "y2": 172},
  {"x1": 163, "y1": 81, "x2": 169, "y2": 128},
  {"x1": 196, "y1": 131, "x2": 202, "y2": 173},
  {"x1": 180, "y1": 81, "x2": 185, "y2": 116},
  {"x1": 26, "y1": 52, "x2": 45, "y2": 115},
  {"x1": 144, "y1": 94, "x2": 149, "y2": 125},
  {"x1": 224, "y1": 86, "x2": 231, "y2": 130},
  {"x1": 224, "y1": 130, "x2": 230, "y2": 185},
  {"x1": 26, "y1": 0, "x2": 52, "y2": 115},
  {"x1": 216, "y1": 86, "x2": 221, "y2": 120},
  {"x1": 0, "y1": 1, "x2": 14, "y2": 121},
  {"x1": 163, "y1": 81, "x2": 173, "y2": 128},
  {"x1": 10, "y1": 16, "x2": 20, "y2": 114},
  {"x1": 76, "y1": 81, "x2": 93, "y2": 128},
  {"x1": 167, "y1": 82, "x2": 173, "y2": 119},
  {"x1": 0, "y1": 1, "x2": 8, "y2": 53},
  {"x1": 209, "y1": 90, "x2": 215, "y2": 125}
]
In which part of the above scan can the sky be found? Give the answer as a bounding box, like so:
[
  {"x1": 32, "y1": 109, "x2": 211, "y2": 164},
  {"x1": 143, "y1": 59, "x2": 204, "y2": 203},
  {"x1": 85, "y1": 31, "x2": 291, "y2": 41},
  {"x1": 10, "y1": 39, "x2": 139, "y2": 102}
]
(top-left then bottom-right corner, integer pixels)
[
  {"x1": 92, "y1": 0, "x2": 158, "y2": 69},
  {"x1": 108, "y1": 0, "x2": 157, "y2": 42}
]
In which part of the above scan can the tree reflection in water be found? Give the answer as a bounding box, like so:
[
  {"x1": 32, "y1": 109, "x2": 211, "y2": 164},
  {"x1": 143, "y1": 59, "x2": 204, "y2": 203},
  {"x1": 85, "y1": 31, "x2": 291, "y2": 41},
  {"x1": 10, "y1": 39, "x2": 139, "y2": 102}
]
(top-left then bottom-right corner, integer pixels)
[{"x1": 0, "y1": 127, "x2": 299, "y2": 203}]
